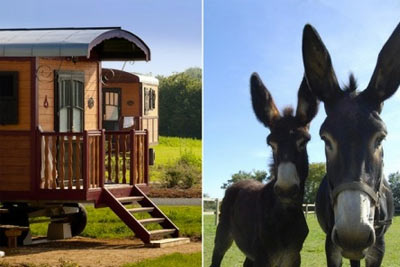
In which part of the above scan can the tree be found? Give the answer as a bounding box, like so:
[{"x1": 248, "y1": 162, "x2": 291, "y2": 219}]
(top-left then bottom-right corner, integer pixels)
[
  {"x1": 221, "y1": 170, "x2": 268, "y2": 189},
  {"x1": 388, "y1": 172, "x2": 400, "y2": 208},
  {"x1": 157, "y1": 68, "x2": 202, "y2": 139},
  {"x1": 304, "y1": 163, "x2": 326, "y2": 204}
]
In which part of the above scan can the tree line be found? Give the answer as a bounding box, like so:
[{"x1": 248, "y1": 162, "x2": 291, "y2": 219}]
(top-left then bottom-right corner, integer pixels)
[
  {"x1": 157, "y1": 67, "x2": 202, "y2": 139},
  {"x1": 222, "y1": 163, "x2": 400, "y2": 207}
]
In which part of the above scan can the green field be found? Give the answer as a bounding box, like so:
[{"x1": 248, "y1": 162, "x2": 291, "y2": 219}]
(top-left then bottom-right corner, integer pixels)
[
  {"x1": 30, "y1": 205, "x2": 201, "y2": 239},
  {"x1": 150, "y1": 136, "x2": 202, "y2": 182},
  {"x1": 122, "y1": 252, "x2": 201, "y2": 267},
  {"x1": 204, "y1": 214, "x2": 400, "y2": 267}
]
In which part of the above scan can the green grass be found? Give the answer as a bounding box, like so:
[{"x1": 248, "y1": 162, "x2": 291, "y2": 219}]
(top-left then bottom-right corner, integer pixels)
[
  {"x1": 122, "y1": 252, "x2": 201, "y2": 267},
  {"x1": 203, "y1": 214, "x2": 400, "y2": 267},
  {"x1": 150, "y1": 136, "x2": 202, "y2": 182},
  {"x1": 30, "y1": 205, "x2": 201, "y2": 239}
]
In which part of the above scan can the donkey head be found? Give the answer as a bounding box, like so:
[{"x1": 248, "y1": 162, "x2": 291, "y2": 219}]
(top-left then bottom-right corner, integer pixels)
[
  {"x1": 303, "y1": 23, "x2": 400, "y2": 259},
  {"x1": 250, "y1": 73, "x2": 319, "y2": 205}
]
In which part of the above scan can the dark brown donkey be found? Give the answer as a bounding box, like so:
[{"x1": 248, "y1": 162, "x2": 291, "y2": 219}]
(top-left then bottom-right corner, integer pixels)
[
  {"x1": 302, "y1": 23, "x2": 398, "y2": 267},
  {"x1": 210, "y1": 73, "x2": 319, "y2": 267}
]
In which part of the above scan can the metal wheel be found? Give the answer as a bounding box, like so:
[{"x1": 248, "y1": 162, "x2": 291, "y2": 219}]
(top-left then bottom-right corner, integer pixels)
[{"x1": 64, "y1": 203, "x2": 87, "y2": 236}]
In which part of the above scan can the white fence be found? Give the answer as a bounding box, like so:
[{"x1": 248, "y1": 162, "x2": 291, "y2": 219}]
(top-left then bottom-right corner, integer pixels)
[{"x1": 203, "y1": 198, "x2": 316, "y2": 225}]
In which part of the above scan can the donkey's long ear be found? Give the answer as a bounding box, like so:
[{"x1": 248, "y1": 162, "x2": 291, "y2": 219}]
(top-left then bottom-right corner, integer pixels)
[
  {"x1": 361, "y1": 22, "x2": 400, "y2": 110},
  {"x1": 296, "y1": 76, "x2": 319, "y2": 126},
  {"x1": 302, "y1": 24, "x2": 342, "y2": 112},
  {"x1": 250, "y1": 72, "x2": 280, "y2": 128}
]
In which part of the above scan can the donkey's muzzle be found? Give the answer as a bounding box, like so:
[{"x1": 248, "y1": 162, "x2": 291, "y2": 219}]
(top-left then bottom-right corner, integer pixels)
[{"x1": 332, "y1": 224, "x2": 375, "y2": 260}]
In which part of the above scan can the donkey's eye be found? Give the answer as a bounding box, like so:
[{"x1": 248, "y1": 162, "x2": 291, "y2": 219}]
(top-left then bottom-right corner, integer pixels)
[{"x1": 374, "y1": 135, "x2": 385, "y2": 149}]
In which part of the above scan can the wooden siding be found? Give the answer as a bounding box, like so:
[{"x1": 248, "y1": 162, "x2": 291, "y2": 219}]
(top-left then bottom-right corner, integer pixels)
[
  {"x1": 142, "y1": 83, "x2": 158, "y2": 144},
  {"x1": 38, "y1": 58, "x2": 99, "y2": 131},
  {"x1": 104, "y1": 82, "x2": 141, "y2": 117},
  {"x1": 0, "y1": 135, "x2": 31, "y2": 191},
  {"x1": 0, "y1": 60, "x2": 31, "y2": 131}
]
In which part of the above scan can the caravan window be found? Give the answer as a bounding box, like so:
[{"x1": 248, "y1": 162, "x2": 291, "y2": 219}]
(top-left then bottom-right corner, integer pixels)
[
  {"x1": 0, "y1": 72, "x2": 18, "y2": 125},
  {"x1": 56, "y1": 71, "x2": 84, "y2": 132}
]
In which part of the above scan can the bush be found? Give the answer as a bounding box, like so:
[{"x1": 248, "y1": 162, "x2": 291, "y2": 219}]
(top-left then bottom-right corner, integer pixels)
[{"x1": 162, "y1": 151, "x2": 201, "y2": 189}]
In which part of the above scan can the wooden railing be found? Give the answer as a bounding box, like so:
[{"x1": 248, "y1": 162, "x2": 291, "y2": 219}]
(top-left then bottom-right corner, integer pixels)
[
  {"x1": 104, "y1": 130, "x2": 149, "y2": 185},
  {"x1": 39, "y1": 131, "x2": 85, "y2": 190},
  {"x1": 37, "y1": 128, "x2": 148, "y2": 192},
  {"x1": 86, "y1": 130, "x2": 104, "y2": 189}
]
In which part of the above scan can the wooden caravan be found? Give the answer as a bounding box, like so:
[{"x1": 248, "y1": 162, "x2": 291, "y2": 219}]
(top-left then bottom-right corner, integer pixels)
[
  {"x1": 0, "y1": 27, "x2": 180, "y2": 245},
  {"x1": 101, "y1": 68, "x2": 159, "y2": 145}
]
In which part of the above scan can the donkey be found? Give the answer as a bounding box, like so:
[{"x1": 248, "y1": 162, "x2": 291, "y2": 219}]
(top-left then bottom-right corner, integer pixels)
[
  {"x1": 302, "y1": 23, "x2": 398, "y2": 266},
  {"x1": 210, "y1": 73, "x2": 319, "y2": 267}
]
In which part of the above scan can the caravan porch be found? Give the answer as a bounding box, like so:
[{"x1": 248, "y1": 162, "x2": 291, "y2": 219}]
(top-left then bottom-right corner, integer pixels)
[{"x1": 37, "y1": 128, "x2": 149, "y2": 202}]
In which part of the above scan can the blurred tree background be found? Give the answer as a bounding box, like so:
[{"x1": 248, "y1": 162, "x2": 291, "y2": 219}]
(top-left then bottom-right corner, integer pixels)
[{"x1": 157, "y1": 67, "x2": 202, "y2": 139}]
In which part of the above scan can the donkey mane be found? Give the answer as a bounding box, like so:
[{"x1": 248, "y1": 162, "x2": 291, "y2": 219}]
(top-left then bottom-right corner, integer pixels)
[
  {"x1": 282, "y1": 106, "x2": 294, "y2": 117},
  {"x1": 343, "y1": 73, "x2": 358, "y2": 93}
]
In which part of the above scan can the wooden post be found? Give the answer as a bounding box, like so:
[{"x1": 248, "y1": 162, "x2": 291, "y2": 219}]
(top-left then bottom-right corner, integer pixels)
[
  {"x1": 83, "y1": 131, "x2": 89, "y2": 192},
  {"x1": 144, "y1": 129, "x2": 149, "y2": 185},
  {"x1": 68, "y1": 136, "x2": 73, "y2": 189},
  {"x1": 44, "y1": 136, "x2": 49, "y2": 189},
  {"x1": 107, "y1": 134, "x2": 112, "y2": 183},
  {"x1": 129, "y1": 130, "x2": 134, "y2": 185},
  {"x1": 91, "y1": 137, "x2": 95, "y2": 187},
  {"x1": 305, "y1": 204, "x2": 309, "y2": 218},
  {"x1": 52, "y1": 136, "x2": 57, "y2": 189},
  {"x1": 95, "y1": 136, "x2": 99, "y2": 187},
  {"x1": 115, "y1": 134, "x2": 120, "y2": 184},
  {"x1": 132, "y1": 130, "x2": 137, "y2": 185},
  {"x1": 75, "y1": 135, "x2": 81, "y2": 189},
  {"x1": 122, "y1": 134, "x2": 127, "y2": 184},
  {"x1": 215, "y1": 198, "x2": 220, "y2": 226},
  {"x1": 60, "y1": 136, "x2": 65, "y2": 190},
  {"x1": 99, "y1": 129, "x2": 105, "y2": 188}
]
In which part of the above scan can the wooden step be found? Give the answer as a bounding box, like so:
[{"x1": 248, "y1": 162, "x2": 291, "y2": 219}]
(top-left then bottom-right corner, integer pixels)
[
  {"x1": 127, "y1": 207, "x2": 154, "y2": 213},
  {"x1": 117, "y1": 196, "x2": 144, "y2": 203},
  {"x1": 138, "y1": 218, "x2": 165, "y2": 225},
  {"x1": 149, "y1": 229, "x2": 176, "y2": 237},
  {"x1": 147, "y1": 237, "x2": 190, "y2": 248}
]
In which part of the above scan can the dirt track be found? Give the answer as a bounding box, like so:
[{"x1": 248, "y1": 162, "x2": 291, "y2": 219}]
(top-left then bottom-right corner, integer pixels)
[{"x1": 0, "y1": 237, "x2": 201, "y2": 267}]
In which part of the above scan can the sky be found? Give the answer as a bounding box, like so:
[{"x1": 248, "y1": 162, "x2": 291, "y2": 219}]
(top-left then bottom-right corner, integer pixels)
[
  {"x1": 0, "y1": 0, "x2": 202, "y2": 76},
  {"x1": 204, "y1": 0, "x2": 400, "y2": 198}
]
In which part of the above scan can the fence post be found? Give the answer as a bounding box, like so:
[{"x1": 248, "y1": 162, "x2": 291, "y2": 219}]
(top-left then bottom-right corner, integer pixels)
[
  {"x1": 305, "y1": 204, "x2": 309, "y2": 218},
  {"x1": 215, "y1": 198, "x2": 220, "y2": 226}
]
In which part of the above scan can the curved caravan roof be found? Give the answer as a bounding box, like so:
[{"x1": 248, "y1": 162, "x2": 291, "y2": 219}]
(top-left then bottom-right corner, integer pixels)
[
  {"x1": 102, "y1": 68, "x2": 159, "y2": 86},
  {"x1": 0, "y1": 27, "x2": 150, "y2": 61}
]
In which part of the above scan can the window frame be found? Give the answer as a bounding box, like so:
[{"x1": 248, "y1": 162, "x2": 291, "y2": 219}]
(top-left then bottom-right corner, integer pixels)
[
  {"x1": 0, "y1": 71, "x2": 19, "y2": 125},
  {"x1": 54, "y1": 70, "x2": 85, "y2": 132}
]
